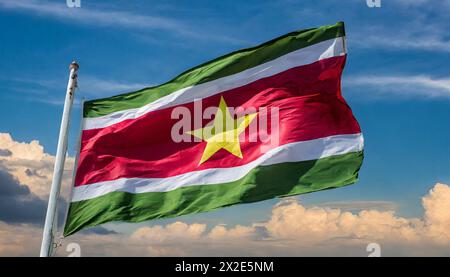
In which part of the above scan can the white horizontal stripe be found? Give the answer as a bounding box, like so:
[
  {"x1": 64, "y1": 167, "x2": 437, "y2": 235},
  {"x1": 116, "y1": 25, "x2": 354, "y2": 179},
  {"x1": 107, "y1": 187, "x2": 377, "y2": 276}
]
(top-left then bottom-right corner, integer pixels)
[
  {"x1": 84, "y1": 37, "x2": 345, "y2": 130},
  {"x1": 71, "y1": 133, "x2": 363, "y2": 202}
]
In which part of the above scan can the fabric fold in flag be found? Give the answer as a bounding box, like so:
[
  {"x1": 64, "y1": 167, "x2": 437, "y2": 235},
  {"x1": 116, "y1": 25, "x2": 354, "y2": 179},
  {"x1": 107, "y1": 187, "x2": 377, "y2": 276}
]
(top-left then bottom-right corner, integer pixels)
[{"x1": 64, "y1": 21, "x2": 364, "y2": 236}]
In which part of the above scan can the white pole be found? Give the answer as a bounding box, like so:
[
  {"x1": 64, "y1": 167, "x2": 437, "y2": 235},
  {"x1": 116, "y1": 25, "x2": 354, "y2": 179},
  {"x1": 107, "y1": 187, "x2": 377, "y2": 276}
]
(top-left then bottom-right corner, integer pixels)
[
  {"x1": 60, "y1": 98, "x2": 85, "y2": 238},
  {"x1": 40, "y1": 61, "x2": 79, "y2": 257}
]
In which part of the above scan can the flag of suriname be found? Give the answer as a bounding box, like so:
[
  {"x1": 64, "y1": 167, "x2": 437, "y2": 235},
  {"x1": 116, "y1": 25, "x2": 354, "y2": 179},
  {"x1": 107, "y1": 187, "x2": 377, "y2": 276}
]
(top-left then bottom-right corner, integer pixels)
[{"x1": 64, "y1": 22, "x2": 364, "y2": 236}]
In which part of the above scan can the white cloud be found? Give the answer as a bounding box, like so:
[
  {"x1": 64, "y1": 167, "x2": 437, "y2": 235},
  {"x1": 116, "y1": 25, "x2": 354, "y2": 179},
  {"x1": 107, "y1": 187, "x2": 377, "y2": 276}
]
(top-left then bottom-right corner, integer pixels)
[
  {"x1": 0, "y1": 0, "x2": 185, "y2": 34},
  {"x1": 263, "y1": 199, "x2": 425, "y2": 245},
  {"x1": 422, "y1": 183, "x2": 450, "y2": 243},
  {"x1": 78, "y1": 76, "x2": 151, "y2": 98},
  {"x1": 362, "y1": 35, "x2": 450, "y2": 53},
  {"x1": 345, "y1": 75, "x2": 450, "y2": 99},
  {"x1": 55, "y1": 182, "x2": 450, "y2": 257},
  {"x1": 2, "y1": 133, "x2": 450, "y2": 256},
  {"x1": 0, "y1": 0, "x2": 242, "y2": 44},
  {"x1": 5, "y1": 75, "x2": 152, "y2": 105},
  {"x1": 2, "y1": 180, "x2": 450, "y2": 256},
  {"x1": 127, "y1": 183, "x2": 450, "y2": 256},
  {"x1": 349, "y1": 1, "x2": 450, "y2": 53},
  {"x1": 0, "y1": 133, "x2": 73, "y2": 199},
  {"x1": 394, "y1": 0, "x2": 450, "y2": 6},
  {"x1": 131, "y1": 222, "x2": 207, "y2": 242}
]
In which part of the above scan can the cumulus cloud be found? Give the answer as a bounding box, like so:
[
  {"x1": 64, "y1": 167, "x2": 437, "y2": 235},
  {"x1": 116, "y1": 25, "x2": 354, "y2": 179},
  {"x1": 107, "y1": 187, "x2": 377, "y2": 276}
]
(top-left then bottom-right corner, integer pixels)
[
  {"x1": 0, "y1": 133, "x2": 74, "y2": 228},
  {"x1": 1, "y1": 133, "x2": 450, "y2": 256},
  {"x1": 0, "y1": 168, "x2": 47, "y2": 224},
  {"x1": 0, "y1": 133, "x2": 73, "y2": 199},
  {"x1": 422, "y1": 183, "x2": 450, "y2": 243},
  {"x1": 52, "y1": 183, "x2": 450, "y2": 257},
  {"x1": 1, "y1": 182, "x2": 450, "y2": 257},
  {"x1": 123, "y1": 183, "x2": 450, "y2": 257}
]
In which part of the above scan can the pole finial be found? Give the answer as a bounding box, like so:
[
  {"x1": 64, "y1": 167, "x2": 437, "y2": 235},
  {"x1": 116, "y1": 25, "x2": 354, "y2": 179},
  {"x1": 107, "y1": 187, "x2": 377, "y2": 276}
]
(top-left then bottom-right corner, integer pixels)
[{"x1": 70, "y1": 61, "x2": 79, "y2": 71}]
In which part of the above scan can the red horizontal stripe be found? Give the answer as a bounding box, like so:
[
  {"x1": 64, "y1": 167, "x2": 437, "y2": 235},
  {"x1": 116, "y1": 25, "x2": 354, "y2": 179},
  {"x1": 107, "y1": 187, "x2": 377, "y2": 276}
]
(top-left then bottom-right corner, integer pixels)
[{"x1": 76, "y1": 55, "x2": 360, "y2": 186}]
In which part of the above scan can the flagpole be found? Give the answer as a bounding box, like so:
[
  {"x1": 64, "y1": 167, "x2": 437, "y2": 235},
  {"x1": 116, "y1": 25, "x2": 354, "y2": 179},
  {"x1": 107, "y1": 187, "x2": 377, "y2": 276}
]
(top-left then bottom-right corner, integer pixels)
[
  {"x1": 60, "y1": 98, "x2": 85, "y2": 239},
  {"x1": 40, "y1": 61, "x2": 79, "y2": 257}
]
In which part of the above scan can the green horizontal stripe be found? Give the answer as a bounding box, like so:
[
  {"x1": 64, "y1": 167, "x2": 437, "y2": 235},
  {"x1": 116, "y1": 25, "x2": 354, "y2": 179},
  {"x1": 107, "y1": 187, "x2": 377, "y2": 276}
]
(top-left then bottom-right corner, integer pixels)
[
  {"x1": 64, "y1": 150, "x2": 363, "y2": 236},
  {"x1": 84, "y1": 22, "x2": 345, "y2": 118}
]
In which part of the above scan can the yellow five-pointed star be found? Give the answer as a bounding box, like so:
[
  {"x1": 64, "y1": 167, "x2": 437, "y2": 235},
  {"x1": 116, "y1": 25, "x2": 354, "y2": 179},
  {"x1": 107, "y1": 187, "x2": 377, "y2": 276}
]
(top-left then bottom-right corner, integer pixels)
[{"x1": 187, "y1": 96, "x2": 257, "y2": 165}]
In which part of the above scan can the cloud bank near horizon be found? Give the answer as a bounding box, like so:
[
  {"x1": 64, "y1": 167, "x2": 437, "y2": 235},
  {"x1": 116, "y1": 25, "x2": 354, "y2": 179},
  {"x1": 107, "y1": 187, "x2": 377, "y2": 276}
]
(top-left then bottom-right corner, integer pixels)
[{"x1": 0, "y1": 132, "x2": 450, "y2": 256}]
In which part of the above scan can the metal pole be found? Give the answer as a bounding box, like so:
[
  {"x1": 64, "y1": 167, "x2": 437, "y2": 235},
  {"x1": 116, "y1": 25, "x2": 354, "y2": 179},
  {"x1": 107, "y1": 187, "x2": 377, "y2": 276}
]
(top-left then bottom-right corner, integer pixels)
[
  {"x1": 60, "y1": 98, "x2": 85, "y2": 238},
  {"x1": 40, "y1": 61, "x2": 79, "y2": 257}
]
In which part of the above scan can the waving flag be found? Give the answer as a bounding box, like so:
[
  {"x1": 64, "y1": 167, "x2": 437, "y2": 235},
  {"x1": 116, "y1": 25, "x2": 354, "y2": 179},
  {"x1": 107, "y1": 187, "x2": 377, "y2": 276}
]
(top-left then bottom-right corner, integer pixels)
[{"x1": 64, "y1": 22, "x2": 363, "y2": 236}]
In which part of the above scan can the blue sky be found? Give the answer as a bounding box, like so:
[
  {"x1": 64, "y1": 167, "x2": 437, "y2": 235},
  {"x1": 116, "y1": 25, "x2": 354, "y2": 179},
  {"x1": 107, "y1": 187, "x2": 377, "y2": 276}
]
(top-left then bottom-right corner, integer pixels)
[{"x1": 0, "y1": 0, "x2": 449, "y2": 235}]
